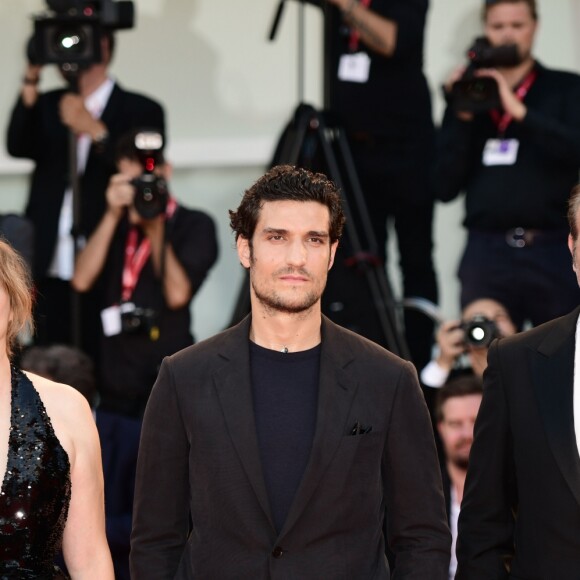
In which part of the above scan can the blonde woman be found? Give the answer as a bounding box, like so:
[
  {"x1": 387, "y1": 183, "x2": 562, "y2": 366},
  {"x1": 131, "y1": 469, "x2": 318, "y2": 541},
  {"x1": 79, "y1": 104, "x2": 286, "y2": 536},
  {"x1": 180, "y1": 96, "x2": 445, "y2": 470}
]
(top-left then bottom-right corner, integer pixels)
[{"x1": 0, "y1": 240, "x2": 113, "y2": 578}]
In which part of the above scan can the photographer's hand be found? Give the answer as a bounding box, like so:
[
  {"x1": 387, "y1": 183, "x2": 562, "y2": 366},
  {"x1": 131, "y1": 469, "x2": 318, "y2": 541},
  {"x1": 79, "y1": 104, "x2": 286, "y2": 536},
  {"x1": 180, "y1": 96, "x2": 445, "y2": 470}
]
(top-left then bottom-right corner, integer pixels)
[
  {"x1": 467, "y1": 345, "x2": 489, "y2": 378},
  {"x1": 475, "y1": 68, "x2": 527, "y2": 121},
  {"x1": 444, "y1": 66, "x2": 474, "y2": 122},
  {"x1": 326, "y1": 0, "x2": 397, "y2": 58},
  {"x1": 106, "y1": 174, "x2": 134, "y2": 219},
  {"x1": 435, "y1": 320, "x2": 466, "y2": 372},
  {"x1": 72, "y1": 173, "x2": 129, "y2": 294},
  {"x1": 59, "y1": 93, "x2": 108, "y2": 140},
  {"x1": 21, "y1": 64, "x2": 42, "y2": 108}
]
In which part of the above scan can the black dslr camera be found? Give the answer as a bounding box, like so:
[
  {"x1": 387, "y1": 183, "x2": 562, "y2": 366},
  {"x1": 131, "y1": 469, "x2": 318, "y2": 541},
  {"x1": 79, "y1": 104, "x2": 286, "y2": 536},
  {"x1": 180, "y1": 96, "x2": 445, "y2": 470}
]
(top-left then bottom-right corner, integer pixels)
[
  {"x1": 28, "y1": 0, "x2": 134, "y2": 69},
  {"x1": 130, "y1": 131, "x2": 169, "y2": 220},
  {"x1": 451, "y1": 37, "x2": 520, "y2": 112},
  {"x1": 120, "y1": 303, "x2": 159, "y2": 340},
  {"x1": 460, "y1": 315, "x2": 500, "y2": 348}
]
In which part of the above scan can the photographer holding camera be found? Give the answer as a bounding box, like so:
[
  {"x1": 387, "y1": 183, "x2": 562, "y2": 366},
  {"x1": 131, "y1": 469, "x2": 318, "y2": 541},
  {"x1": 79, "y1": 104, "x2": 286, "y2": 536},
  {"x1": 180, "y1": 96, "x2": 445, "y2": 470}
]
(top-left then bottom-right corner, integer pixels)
[
  {"x1": 421, "y1": 298, "x2": 516, "y2": 389},
  {"x1": 433, "y1": 0, "x2": 580, "y2": 330},
  {"x1": 7, "y1": 8, "x2": 165, "y2": 361},
  {"x1": 325, "y1": 0, "x2": 437, "y2": 371},
  {"x1": 71, "y1": 129, "x2": 218, "y2": 419}
]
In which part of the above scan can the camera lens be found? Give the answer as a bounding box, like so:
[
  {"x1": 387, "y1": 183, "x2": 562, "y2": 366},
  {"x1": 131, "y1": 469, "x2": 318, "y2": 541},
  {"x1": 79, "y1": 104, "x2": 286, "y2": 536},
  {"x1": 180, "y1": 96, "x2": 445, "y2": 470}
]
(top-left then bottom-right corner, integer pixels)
[{"x1": 52, "y1": 28, "x2": 87, "y2": 55}]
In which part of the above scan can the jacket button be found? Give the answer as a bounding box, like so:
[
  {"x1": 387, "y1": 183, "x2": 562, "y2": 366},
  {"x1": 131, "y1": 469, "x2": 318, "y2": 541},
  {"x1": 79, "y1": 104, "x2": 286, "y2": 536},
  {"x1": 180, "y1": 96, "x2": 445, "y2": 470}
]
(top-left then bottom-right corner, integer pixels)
[{"x1": 272, "y1": 546, "x2": 284, "y2": 558}]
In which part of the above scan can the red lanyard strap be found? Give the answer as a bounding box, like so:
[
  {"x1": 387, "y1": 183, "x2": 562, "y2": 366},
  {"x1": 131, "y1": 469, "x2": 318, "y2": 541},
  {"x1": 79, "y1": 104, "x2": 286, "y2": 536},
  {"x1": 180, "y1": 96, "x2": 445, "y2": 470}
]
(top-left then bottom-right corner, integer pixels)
[
  {"x1": 348, "y1": 0, "x2": 372, "y2": 53},
  {"x1": 489, "y1": 68, "x2": 538, "y2": 135},
  {"x1": 121, "y1": 197, "x2": 178, "y2": 303}
]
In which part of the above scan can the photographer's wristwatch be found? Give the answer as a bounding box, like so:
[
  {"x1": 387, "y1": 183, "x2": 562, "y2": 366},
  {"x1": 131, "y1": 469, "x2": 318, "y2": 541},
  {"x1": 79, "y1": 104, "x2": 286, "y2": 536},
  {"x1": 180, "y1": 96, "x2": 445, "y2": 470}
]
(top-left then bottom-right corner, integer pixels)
[{"x1": 92, "y1": 127, "x2": 109, "y2": 148}]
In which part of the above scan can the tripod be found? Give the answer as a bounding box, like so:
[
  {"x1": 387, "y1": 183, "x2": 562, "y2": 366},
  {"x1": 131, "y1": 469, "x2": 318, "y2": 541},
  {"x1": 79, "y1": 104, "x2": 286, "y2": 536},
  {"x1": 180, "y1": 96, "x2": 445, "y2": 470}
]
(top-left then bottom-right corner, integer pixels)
[{"x1": 229, "y1": 1, "x2": 409, "y2": 359}]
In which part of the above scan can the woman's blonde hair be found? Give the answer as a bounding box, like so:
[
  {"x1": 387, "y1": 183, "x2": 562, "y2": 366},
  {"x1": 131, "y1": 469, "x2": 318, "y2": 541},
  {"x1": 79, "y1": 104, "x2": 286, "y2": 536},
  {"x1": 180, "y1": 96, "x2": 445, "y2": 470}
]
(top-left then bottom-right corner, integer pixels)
[{"x1": 0, "y1": 239, "x2": 34, "y2": 358}]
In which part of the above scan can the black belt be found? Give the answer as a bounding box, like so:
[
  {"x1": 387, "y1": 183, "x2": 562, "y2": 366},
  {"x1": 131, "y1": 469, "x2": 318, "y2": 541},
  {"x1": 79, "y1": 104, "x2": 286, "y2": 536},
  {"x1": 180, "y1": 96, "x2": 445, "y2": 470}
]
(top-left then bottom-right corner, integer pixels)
[{"x1": 471, "y1": 228, "x2": 568, "y2": 248}]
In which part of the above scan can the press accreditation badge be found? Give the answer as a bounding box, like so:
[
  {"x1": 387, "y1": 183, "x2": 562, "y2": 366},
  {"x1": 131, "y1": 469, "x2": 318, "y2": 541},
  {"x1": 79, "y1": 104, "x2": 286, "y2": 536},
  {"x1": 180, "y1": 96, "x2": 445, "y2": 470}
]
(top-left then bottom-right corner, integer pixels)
[
  {"x1": 482, "y1": 139, "x2": 520, "y2": 166},
  {"x1": 101, "y1": 305, "x2": 122, "y2": 337},
  {"x1": 338, "y1": 52, "x2": 371, "y2": 83}
]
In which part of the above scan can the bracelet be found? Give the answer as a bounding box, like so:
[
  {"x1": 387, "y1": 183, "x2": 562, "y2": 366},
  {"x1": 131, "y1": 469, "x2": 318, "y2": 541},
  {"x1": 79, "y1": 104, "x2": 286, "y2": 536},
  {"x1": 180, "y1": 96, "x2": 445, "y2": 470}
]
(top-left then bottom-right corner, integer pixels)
[
  {"x1": 22, "y1": 76, "x2": 39, "y2": 86},
  {"x1": 342, "y1": 0, "x2": 358, "y2": 17}
]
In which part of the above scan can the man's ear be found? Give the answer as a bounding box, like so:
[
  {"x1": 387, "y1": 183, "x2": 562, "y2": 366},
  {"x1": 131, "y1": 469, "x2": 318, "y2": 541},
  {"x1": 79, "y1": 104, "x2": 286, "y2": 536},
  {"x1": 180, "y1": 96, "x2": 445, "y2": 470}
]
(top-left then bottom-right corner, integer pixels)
[
  {"x1": 328, "y1": 240, "x2": 338, "y2": 271},
  {"x1": 569, "y1": 235, "x2": 577, "y2": 271},
  {"x1": 237, "y1": 236, "x2": 251, "y2": 269}
]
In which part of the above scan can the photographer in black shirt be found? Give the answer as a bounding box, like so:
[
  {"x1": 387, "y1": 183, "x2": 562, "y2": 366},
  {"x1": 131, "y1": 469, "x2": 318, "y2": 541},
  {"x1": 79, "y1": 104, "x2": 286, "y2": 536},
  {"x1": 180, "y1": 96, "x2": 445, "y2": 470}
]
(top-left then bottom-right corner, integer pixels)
[
  {"x1": 433, "y1": 0, "x2": 580, "y2": 329},
  {"x1": 326, "y1": 0, "x2": 437, "y2": 369},
  {"x1": 72, "y1": 129, "x2": 218, "y2": 418}
]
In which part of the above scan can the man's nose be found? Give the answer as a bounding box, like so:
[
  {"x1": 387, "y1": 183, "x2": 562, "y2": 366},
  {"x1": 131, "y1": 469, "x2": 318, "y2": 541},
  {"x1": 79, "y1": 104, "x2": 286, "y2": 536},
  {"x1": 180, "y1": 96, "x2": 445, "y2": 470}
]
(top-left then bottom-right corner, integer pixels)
[{"x1": 286, "y1": 240, "x2": 307, "y2": 266}]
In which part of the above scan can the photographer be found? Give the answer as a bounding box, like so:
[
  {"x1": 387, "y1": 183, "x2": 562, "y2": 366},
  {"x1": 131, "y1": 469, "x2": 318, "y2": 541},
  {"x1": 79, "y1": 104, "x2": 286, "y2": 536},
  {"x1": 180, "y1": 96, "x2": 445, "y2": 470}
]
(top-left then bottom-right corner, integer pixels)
[
  {"x1": 7, "y1": 25, "x2": 165, "y2": 360},
  {"x1": 421, "y1": 298, "x2": 516, "y2": 389},
  {"x1": 325, "y1": 0, "x2": 437, "y2": 370},
  {"x1": 433, "y1": 0, "x2": 580, "y2": 330},
  {"x1": 71, "y1": 129, "x2": 218, "y2": 418}
]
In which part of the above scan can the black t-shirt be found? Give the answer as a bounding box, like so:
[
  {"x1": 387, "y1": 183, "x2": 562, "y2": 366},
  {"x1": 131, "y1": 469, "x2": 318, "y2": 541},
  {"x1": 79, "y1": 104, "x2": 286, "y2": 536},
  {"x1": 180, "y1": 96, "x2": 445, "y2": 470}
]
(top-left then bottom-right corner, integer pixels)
[
  {"x1": 250, "y1": 341, "x2": 321, "y2": 534},
  {"x1": 327, "y1": 0, "x2": 432, "y2": 135},
  {"x1": 99, "y1": 203, "x2": 218, "y2": 416}
]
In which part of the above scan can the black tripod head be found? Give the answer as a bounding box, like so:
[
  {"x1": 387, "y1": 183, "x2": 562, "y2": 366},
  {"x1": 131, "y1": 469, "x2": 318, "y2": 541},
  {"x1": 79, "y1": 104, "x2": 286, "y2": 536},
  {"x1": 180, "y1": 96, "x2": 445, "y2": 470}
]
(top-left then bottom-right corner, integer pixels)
[{"x1": 269, "y1": 0, "x2": 322, "y2": 41}]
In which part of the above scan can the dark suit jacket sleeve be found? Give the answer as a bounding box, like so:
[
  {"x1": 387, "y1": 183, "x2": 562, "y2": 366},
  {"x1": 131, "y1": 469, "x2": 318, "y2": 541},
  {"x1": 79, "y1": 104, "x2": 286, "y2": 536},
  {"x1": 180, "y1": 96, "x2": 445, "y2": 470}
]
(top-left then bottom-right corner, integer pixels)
[
  {"x1": 383, "y1": 360, "x2": 451, "y2": 578},
  {"x1": 130, "y1": 358, "x2": 191, "y2": 579},
  {"x1": 456, "y1": 340, "x2": 516, "y2": 579}
]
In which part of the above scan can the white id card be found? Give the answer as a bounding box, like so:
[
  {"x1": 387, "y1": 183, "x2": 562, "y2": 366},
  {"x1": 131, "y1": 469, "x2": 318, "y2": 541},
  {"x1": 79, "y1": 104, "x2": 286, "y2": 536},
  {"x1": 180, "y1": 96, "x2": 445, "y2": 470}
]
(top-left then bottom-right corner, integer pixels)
[
  {"x1": 101, "y1": 305, "x2": 122, "y2": 337},
  {"x1": 338, "y1": 52, "x2": 371, "y2": 83},
  {"x1": 482, "y1": 138, "x2": 520, "y2": 166}
]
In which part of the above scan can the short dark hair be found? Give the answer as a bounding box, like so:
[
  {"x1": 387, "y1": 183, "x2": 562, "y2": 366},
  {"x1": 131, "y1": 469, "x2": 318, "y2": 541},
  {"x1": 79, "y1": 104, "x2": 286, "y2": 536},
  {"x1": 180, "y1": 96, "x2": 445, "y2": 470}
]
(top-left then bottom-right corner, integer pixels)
[
  {"x1": 21, "y1": 344, "x2": 97, "y2": 407},
  {"x1": 434, "y1": 375, "x2": 484, "y2": 423},
  {"x1": 568, "y1": 184, "x2": 580, "y2": 241},
  {"x1": 483, "y1": 0, "x2": 538, "y2": 20},
  {"x1": 114, "y1": 128, "x2": 166, "y2": 166},
  {"x1": 229, "y1": 165, "x2": 345, "y2": 243}
]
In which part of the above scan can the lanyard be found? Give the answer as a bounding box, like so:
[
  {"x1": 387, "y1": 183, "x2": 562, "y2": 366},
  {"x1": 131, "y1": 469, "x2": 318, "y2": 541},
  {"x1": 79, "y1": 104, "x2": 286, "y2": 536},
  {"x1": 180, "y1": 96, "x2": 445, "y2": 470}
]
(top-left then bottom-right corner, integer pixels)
[
  {"x1": 348, "y1": 0, "x2": 372, "y2": 53},
  {"x1": 121, "y1": 197, "x2": 177, "y2": 303},
  {"x1": 489, "y1": 68, "x2": 538, "y2": 136}
]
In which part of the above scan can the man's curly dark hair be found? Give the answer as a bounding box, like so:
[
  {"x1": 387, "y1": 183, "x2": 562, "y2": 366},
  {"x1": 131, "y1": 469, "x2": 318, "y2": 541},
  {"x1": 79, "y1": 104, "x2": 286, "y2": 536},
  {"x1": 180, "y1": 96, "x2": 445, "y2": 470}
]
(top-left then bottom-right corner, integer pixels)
[{"x1": 229, "y1": 165, "x2": 345, "y2": 244}]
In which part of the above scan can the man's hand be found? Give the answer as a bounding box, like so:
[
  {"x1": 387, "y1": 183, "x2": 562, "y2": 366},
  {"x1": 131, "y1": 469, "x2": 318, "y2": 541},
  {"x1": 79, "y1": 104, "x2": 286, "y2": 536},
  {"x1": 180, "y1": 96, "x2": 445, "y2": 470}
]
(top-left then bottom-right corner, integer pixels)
[
  {"x1": 435, "y1": 320, "x2": 466, "y2": 371},
  {"x1": 444, "y1": 65, "x2": 474, "y2": 122},
  {"x1": 475, "y1": 68, "x2": 528, "y2": 121},
  {"x1": 59, "y1": 93, "x2": 103, "y2": 135},
  {"x1": 105, "y1": 174, "x2": 134, "y2": 219},
  {"x1": 22, "y1": 64, "x2": 43, "y2": 108}
]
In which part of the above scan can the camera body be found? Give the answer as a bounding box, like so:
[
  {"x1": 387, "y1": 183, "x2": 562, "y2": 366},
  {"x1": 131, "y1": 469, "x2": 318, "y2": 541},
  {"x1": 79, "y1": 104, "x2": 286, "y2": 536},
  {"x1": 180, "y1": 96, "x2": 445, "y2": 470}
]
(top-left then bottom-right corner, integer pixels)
[
  {"x1": 120, "y1": 303, "x2": 158, "y2": 339},
  {"x1": 130, "y1": 131, "x2": 168, "y2": 220},
  {"x1": 451, "y1": 37, "x2": 520, "y2": 112},
  {"x1": 460, "y1": 315, "x2": 500, "y2": 348},
  {"x1": 28, "y1": 0, "x2": 134, "y2": 67}
]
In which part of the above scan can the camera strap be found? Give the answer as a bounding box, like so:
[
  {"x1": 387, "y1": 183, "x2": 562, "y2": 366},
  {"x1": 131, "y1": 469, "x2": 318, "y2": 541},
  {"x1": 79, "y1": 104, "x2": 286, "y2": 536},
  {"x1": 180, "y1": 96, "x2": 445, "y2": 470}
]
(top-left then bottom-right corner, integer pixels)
[
  {"x1": 489, "y1": 68, "x2": 537, "y2": 135},
  {"x1": 347, "y1": 0, "x2": 372, "y2": 53},
  {"x1": 121, "y1": 197, "x2": 177, "y2": 303}
]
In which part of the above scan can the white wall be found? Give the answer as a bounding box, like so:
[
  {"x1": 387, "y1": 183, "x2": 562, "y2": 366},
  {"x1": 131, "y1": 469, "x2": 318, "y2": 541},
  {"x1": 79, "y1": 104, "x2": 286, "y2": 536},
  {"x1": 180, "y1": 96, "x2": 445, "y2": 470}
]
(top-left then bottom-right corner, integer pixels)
[{"x1": 1, "y1": 0, "x2": 579, "y2": 341}]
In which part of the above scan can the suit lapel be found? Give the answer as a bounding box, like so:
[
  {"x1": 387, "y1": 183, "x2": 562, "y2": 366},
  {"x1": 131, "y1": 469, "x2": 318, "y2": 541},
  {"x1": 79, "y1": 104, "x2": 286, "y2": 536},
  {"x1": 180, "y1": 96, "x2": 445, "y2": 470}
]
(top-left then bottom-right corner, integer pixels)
[
  {"x1": 212, "y1": 316, "x2": 275, "y2": 530},
  {"x1": 280, "y1": 317, "x2": 359, "y2": 536},
  {"x1": 530, "y1": 308, "x2": 580, "y2": 509}
]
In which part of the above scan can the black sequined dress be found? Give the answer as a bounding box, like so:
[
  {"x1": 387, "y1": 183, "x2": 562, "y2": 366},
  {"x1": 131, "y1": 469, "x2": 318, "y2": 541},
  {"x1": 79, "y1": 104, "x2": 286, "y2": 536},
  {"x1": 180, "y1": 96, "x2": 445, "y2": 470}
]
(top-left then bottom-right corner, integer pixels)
[{"x1": 0, "y1": 367, "x2": 71, "y2": 579}]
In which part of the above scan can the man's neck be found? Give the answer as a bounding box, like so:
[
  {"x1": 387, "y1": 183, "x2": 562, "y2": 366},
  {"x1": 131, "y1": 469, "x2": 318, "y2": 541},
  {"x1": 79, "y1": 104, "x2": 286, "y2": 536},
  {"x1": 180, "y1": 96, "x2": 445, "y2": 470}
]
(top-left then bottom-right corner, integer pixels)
[
  {"x1": 249, "y1": 304, "x2": 322, "y2": 353},
  {"x1": 497, "y1": 56, "x2": 535, "y2": 89},
  {"x1": 78, "y1": 64, "x2": 109, "y2": 97},
  {"x1": 447, "y1": 461, "x2": 468, "y2": 504}
]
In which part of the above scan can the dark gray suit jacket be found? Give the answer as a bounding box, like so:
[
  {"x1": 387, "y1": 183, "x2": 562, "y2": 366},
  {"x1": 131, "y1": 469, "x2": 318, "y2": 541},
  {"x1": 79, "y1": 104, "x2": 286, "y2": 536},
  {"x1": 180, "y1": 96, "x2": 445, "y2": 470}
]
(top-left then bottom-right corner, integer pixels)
[
  {"x1": 457, "y1": 306, "x2": 580, "y2": 579},
  {"x1": 131, "y1": 315, "x2": 450, "y2": 579}
]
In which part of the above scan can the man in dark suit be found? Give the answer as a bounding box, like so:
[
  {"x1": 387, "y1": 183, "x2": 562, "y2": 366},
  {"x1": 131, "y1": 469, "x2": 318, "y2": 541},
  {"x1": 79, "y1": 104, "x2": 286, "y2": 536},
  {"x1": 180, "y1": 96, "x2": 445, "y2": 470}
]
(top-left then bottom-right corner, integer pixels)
[
  {"x1": 6, "y1": 30, "x2": 164, "y2": 359},
  {"x1": 456, "y1": 183, "x2": 580, "y2": 578},
  {"x1": 131, "y1": 165, "x2": 450, "y2": 579}
]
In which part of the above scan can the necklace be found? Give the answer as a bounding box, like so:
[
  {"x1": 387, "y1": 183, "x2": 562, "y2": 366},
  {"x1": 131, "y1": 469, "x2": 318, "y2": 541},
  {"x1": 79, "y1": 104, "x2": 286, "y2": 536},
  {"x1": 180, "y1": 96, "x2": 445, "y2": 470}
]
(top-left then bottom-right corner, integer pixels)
[{"x1": 250, "y1": 332, "x2": 321, "y2": 354}]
